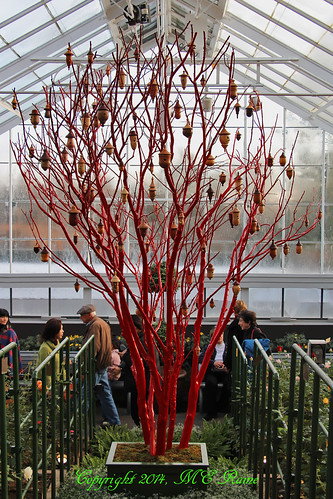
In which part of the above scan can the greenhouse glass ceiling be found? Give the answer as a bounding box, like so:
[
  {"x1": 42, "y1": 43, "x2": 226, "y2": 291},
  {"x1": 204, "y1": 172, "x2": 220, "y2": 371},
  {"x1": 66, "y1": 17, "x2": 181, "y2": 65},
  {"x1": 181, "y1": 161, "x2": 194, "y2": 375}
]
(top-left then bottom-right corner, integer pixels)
[{"x1": 0, "y1": 0, "x2": 332, "y2": 134}]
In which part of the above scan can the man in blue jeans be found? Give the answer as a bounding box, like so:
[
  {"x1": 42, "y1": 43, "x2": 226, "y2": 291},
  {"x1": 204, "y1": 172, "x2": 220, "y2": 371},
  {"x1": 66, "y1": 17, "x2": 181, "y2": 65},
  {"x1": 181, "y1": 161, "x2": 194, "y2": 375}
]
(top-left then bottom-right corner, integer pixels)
[{"x1": 77, "y1": 304, "x2": 120, "y2": 426}]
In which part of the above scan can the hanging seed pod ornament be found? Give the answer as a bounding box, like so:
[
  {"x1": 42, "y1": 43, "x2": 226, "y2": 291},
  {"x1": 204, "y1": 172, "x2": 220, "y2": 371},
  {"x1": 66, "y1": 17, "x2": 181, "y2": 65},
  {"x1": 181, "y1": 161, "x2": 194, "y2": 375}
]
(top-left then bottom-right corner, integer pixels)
[
  {"x1": 159, "y1": 148, "x2": 171, "y2": 168},
  {"x1": 236, "y1": 131, "x2": 242, "y2": 141},
  {"x1": 33, "y1": 242, "x2": 40, "y2": 254},
  {"x1": 81, "y1": 112, "x2": 90, "y2": 131},
  {"x1": 286, "y1": 165, "x2": 293, "y2": 180},
  {"x1": 279, "y1": 152, "x2": 287, "y2": 167},
  {"x1": 283, "y1": 242, "x2": 290, "y2": 256},
  {"x1": 97, "y1": 219, "x2": 104, "y2": 235},
  {"x1": 246, "y1": 101, "x2": 254, "y2": 117},
  {"x1": 68, "y1": 206, "x2": 80, "y2": 226},
  {"x1": 78, "y1": 156, "x2": 86, "y2": 175},
  {"x1": 230, "y1": 79, "x2": 238, "y2": 100},
  {"x1": 178, "y1": 211, "x2": 185, "y2": 225},
  {"x1": 40, "y1": 247, "x2": 49, "y2": 262},
  {"x1": 200, "y1": 75, "x2": 206, "y2": 87},
  {"x1": 11, "y1": 94, "x2": 18, "y2": 110},
  {"x1": 133, "y1": 46, "x2": 140, "y2": 61},
  {"x1": 105, "y1": 142, "x2": 114, "y2": 157},
  {"x1": 235, "y1": 175, "x2": 242, "y2": 194},
  {"x1": 61, "y1": 148, "x2": 68, "y2": 162},
  {"x1": 207, "y1": 184, "x2": 214, "y2": 202},
  {"x1": 186, "y1": 269, "x2": 193, "y2": 286},
  {"x1": 219, "y1": 171, "x2": 227, "y2": 185},
  {"x1": 234, "y1": 101, "x2": 241, "y2": 118},
  {"x1": 232, "y1": 281, "x2": 240, "y2": 297},
  {"x1": 267, "y1": 154, "x2": 274, "y2": 167},
  {"x1": 269, "y1": 240, "x2": 277, "y2": 259},
  {"x1": 111, "y1": 273, "x2": 120, "y2": 293},
  {"x1": 253, "y1": 188, "x2": 262, "y2": 205},
  {"x1": 180, "y1": 72, "x2": 188, "y2": 89},
  {"x1": 44, "y1": 103, "x2": 51, "y2": 119},
  {"x1": 232, "y1": 205, "x2": 240, "y2": 226},
  {"x1": 138, "y1": 220, "x2": 149, "y2": 238},
  {"x1": 206, "y1": 154, "x2": 215, "y2": 166},
  {"x1": 73, "y1": 232, "x2": 78, "y2": 245},
  {"x1": 97, "y1": 103, "x2": 109, "y2": 126},
  {"x1": 119, "y1": 68, "x2": 126, "y2": 89},
  {"x1": 145, "y1": 240, "x2": 150, "y2": 253},
  {"x1": 29, "y1": 145, "x2": 35, "y2": 158},
  {"x1": 74, "y1": 279, "x2": 80, "y2": 292},
  {"x1": 209, "y1": 298, "x2": 215, "y2": 309},
  {"x1": 121, "y1": 187, "x2": 129, "y2": 204},
  {"x1": 207, "y1": 263, "x2": 214, "y2": 280},
  {"x1": 296, "y1": 240, "x2": 303, "y2": 254},
  {"x1": 64, "y1": 43, "x2": 73, "y2": 68},
  {"x1": 250, "y1": 218, "x2": 257, "y2": 235},
  {"x1": 149, "y1": 178, "x2": 156, "y2": 201},
  {"x1": 318, "y1": 209, "x2": 322, "y2": 221},
  {"x1": 40, "y1": 149, "x2": 50, "y2": 171},
  {"x1": 87, "y1": 42, "x2": 94, "y2": 64},
  {"x1": 170, "y1": 222, "x2": 178, "y2": 240},
  {"x1": 183, "y1": 120, "x2": 193, "y2": 138},
  {"x1": 219, "y1": 127, "x2": 230, "y2": 149},
  {"x1": 66, "y1": 131, "x2": 75, "y2": 151},
  {"x1": 30, "y1": 109, "x2": 40, "y2": 128},
  {"x1": 105, "y1": 63, "x2": 111, "y2": 77},
  {"x1": 129, "y1": 130, "x2": 138, "y2": 150},
  {"x1": 181, "y1": 302, "x2": 188, "y2": 316},
  {"x1": 259, "y1": 201, "x2": 265, "y2": 214},
  {"x1": 149, "y1": 78, "x2": 158, "y2": 100},
  {"x1": 174, "y1": 100, "x2": 182, "y2": 119}
]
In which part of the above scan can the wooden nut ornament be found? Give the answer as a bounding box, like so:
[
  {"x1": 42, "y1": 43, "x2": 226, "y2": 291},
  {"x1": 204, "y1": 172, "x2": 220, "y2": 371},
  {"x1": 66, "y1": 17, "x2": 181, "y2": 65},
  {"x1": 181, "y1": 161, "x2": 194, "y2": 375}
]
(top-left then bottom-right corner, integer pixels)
[
  {"x1": 207, "y1": 184, "x2": 214, "y2": 202},
  {"x1": 234, "y1": 101, "x2": 241, "y2": 118},
  {"x1": 111, "y1": 273, "x2": 120, "y2": 293},
  {"x1": 33, "y1": 242, "x2": 40, "y2": 254},
  {"x1": 253, "y1": 188, "x2": 262, "y2": 205},
  {"x1": 66, "y1": 131, "x2": 75, "y2": 151},
  {"x1": 279, "y1": 152, "x2": 287, "y2": 167},
  {"x1": 81, "y1": 113, "x2": 91, "y2": 130},
  {"x1": 181, "y1": 303, "x2": 188, "y2": 316},
  {"x1": 129, "y1": 130, "x2": 138, "y2": 150},
  {"x1": 232, "y1": 281, "x2": 240, "y2": 297},
  {"x1": 44, "y1": 103, "x2": 51, "y2": 119},
  {"x1": 207, "y1": 263, "x2": 214, "y2": 280},
  {"x1": 64, "y1": 43, "x2": 74, "y2": 67},
  {"x1": 283, "y1": 242, "x2": 289, "y2": 256},
  {"x1": 186, "y1": 269, "x2": 193, "y2": 285},
  {"x1": 97, "y1": 103, "x2": 109, "y2": 126},
  {"x1": 40, "y1": 149, "x2": 51, "y2": 171},
  {"x1": 219, "y1": 172, "x2": 227, "y2": 185},
  {"x1": 78, "y1": 156, "x2": 86, "y2": 175},
  {"x1": 209, "y1": 298, "x2": 215, "y2": 309},
  {"x1": 73, "y1": 232, "x2": 78, "y2": 245},
  {"x1": 183, "y1": 120, "x2": 193, "y2": 138},
  {"x1": 97, "y1": 219, "x2": 105, "y2": 235},
  {"x1": 68, "y1": 206, "x2": 80, "y2": 226},
  {"x1": 149, "y1": 178, "x2": 156, "y2": 201},
  {"x1": 178, "y1": 211, "x2": 185, "y2": 225},
  {"x1": 246, "y1": 101, "x2": 254, "y2": 117},
  {"x1": 61, "y1": 148, "x2": 68, "y2": 162},
  {"x1": 232, "y1": 205, "x2": 240, "y2": 226},
  {"x1": 119, "y1": 68, "x2": 126, "y2": 89},
  {"x1": 219, "y1": 127, "x2": 230, "y2": 149},
  {"x1": 174, "y1": 100, "x2": 182, "y2": 119},
  {"x1": 159, "y1": 148, "x2": 171, "y2": 168},
  {"x1": 30, "y1": 109, "x2": 40, "y2": 128},
  {"x1": 296, "y1": 240, "x2": 303, "y2": 254},
  {"x1": 267, "y1": 154, "x2": 274, "y2": 167},
  {"x1": 180, "y1": 72, "x2": 188, "y2": 89},
  {"x1": 206, "y1": 154, "x2": 215, "y2": 166},
  {"x1": 105, "y1": 142, "x2": 114, "y2": 156},
  {"x1": 286, "y1": 165, "x2": 293, "y2": 180},
  {"x1": 138, "y1": 220, "x2": 149, "y2": 238},
  {"x1": 230, "y1": 79, "x2": 238, "y2": 100},
  {"x1": 40, "y1": 247, "x2": 49, "y2": 262},
  {"x1": 29, "y1": 145, "x2": 35, "y2": 158},
  {"x1": 74, "y1": 279, "x2": 80, "y2": 292},
  {"x1": 235, "y1": 175, "x2": 242, "y2": 194},
  {"x1": 170, "y1": 222, "x2": 178, "y2": 240},
  {"x1": 269, "y1": 240, "x2": 277, "y2": 259},
  {"x1": 149, "y1": 78, "x2": 158, "y2": 100},
  {"x1": 11, "y1": 95, "x2": 18, "y2": 111},
  {"x1": 121, "y1": 187, "x2": 129, "y2": 204}
]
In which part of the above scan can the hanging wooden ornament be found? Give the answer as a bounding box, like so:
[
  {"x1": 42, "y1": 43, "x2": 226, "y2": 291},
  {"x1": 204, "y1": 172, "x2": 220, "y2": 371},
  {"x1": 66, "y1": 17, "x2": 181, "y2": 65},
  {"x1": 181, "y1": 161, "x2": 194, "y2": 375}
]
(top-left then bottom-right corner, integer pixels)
[
  {"x1": 106, "y1": 63, "x2": 111, "y2": 77},
  {"x1": 74, "y1": 279, "x2": 80, "y2": 292},
  {"x1": 219, "y1": 127, "x2": 230, "y2": 149},
  {"x1": 73, "y1": 232, "x2": 78, "y2": 245},
  {"x1": 235, "y1": 175, "x2": 242, "y2": 194},
  {"x1": 138, "y1": 220, "x2": 149, "y2": 238},
  {"x1": 178, "y1": 211, "x2": 185, "y2": 225},
  {"x1": 183, "y1": 120, "x2": 193, "y2": 138},
  {"x1": 119, "y1": 68, "x2": 126, "y2": 89},
  {"x1": 61, "y1": 148, "x2": 68, "y2": 162},
  {"x1": 149, "y1": 78, "x2": 159, "y2": 100},
  {"x1": 111, "y1": 273, "x2": 120, "y2": 293},
  {"x1": 97, "y1": 219, "x2": 105, "y2": 235},
  {"x1": 174, "y1": 100, "x2": 182, "y2": 119},
  {"x1": 267, "y1": 154, "x2": 274, "y2": 167},
  {"x1": 181, "y1": 302, "x2": 188, "y2": 316},
  {"x1": 149, "y1": 178, "x2": 156, "y2": 201},
  {"x1": 11, "y1": 94, "x2": 18, "y2": 111},
  {"x1": 81, "y1": 112, "x2": 91, "y2": 131},
  {"x1": 145, "y1": 240, "x2": 150, "y2": 253},
  {"x1": 30, "y1": 109, "x2": 40, "y2": 128},
  {"x1": 296, "y1": 240, "x2": 303, "y2": 254},
  {"x1": 234, "y1": 101, "x2": 241, "y2": 118},
  {"x1": 279, "y1": 152, "x2": 287, "y2": 167},
  {"x1": 236, "y1": 131, "x2": 242, "y2": 141},
  {"x1": 207, "y1": 184, "x2": 214, "y2": 202},
  {"x1": 250, "y1": 218, "x2": 257, "y2": 234},
  {"x1": 246, "y1": 101, "x2": 254, "y2": 117},
  {"x1": 78, "y1": 156, "x2": 86, "y2": 175},
  {"x1": 97, "y1": 103, "x2": 109, "y2": 126},
  {"x1": 159, "y1": 148, "x2": 171, "y2": 168},
  {"x1": 40, "y1": 149, "x2": 50, "y2": 171},
  {"x1": 68, "y1": 206, "x2": 80, "y2": 226},
  {"x1": 29, "y1": 145, "x2": 35, "y2": 158},
  {"x1": 105, "y1": 142, "x2": 114, "y2": 156},
  {"x1": 206, "y1": 154, "x2": 215, "y2": 166},
  {"x1": 44, "y1": 103, "x2": 51, "y2": 119},
  {"x1": 232, "y1": 205, "x2": 240, "y2": 226},
  {"x1": 33, "y1": 242, "x2": 40, "y2": 254},
  {"x1": 121, "y1": 187, "x2": 129, "y2": 204},
  {"x1": 253, "y1": 188, "x2": 262, "y2": 205},
  {"x1": 283, "y1": 242, "x2": 289, "y2": 256},
  {"x1": 259, "y1": 201, "x2": 265, "y2": 214},
  {"x1": 232, "y1": 281, "x2": 240, "y2": 297},
  {"x1": 134, "y1": 46, "x2": 140, "y2": 61},
  {"x1": 318, "y1": 209, "x2": 322, "y2": 221},
  {"x1": 209, "y1": 298, "x2": 215, "y2": 309},
  {"x1": 219, "y1": 171, "x2": 227, "y2": 185},
  {"x1": 170, "y1": 222, "x2": 178, "y2": 240},
  {"x1": 66, "y1": 131, "x2": 75, "y2": 151},
  {"x1": 180, "y1": 72, "x2": 188, "y2": 89},
  {"x1": 230, "y1": 79, "x2": 238, "y2": 100},
  {"x1": 87, "y1": 42, "x2": 94, "y2": 64},
  {"x1": 200, "y1": 75, "x2": 206, "y2": 87},
  {"x1": 64, "y1": 43, "x2": 73, "y2": 68},
  {"x1": 40, "y1": 247, "x2": 49, "y2": 262},
  {"x1": 186, "y1": 268, "x2": 193, "y2": 286},
  {"x1": 207, "y1": 263, "x2": 214, "y2": 280},
  {"x1": 269, "y1": 240, "x2": 277, "y2": 259},
  {"x1": 286, "y1": 166, "x2": 293, "y2": 180},
  {"x1": 129, "y1": 130, "x2": 138, "y2": 150},
  {"x1": 118, "y1": 239, "x2": 124, "y2": 252}
]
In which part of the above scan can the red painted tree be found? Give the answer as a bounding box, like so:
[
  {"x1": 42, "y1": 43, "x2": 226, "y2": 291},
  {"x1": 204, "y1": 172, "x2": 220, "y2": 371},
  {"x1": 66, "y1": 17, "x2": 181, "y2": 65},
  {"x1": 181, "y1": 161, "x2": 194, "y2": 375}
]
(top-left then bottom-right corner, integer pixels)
[{"x1": 12, "y1": 27, "x2": 320, "y2": 456}]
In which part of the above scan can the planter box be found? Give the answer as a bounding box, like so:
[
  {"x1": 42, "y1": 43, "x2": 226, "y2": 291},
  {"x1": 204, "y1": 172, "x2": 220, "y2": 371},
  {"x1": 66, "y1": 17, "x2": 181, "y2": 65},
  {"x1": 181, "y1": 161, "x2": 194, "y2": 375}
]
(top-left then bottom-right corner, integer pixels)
[{"x1": 106, "y1": 441, "x2": 209, "y2": 496}]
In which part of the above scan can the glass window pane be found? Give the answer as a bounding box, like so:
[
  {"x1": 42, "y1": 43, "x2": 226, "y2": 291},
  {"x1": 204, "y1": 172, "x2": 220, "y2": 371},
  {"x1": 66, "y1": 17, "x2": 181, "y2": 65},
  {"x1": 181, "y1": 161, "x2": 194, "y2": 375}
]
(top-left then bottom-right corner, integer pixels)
[
  {"x1": 0, "y1": 240, "x2": 10, "y2": 272},
  {"x1": 51, "y1": 287, "x2": 84, "y2": 317},
  {"x1": 248, "y1": 288, "x2": 281, "y2": 317},
  {"x1": 284, "y1": 288, "x2": 321, "y2": 318},
  {"x1": 12, "y1": 287, "x2": 49, "y2": 316},
  {"x1": 284, "y1": 242, "x2": 321, "y2": 273},
  {"x1": 323, "y1": 289, "x2": 333, "y2": 318}
]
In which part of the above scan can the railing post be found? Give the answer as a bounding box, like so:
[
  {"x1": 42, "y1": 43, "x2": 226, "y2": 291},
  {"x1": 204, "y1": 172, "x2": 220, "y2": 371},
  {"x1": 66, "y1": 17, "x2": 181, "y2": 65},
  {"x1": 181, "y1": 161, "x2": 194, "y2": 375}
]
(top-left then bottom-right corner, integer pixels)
[{"x1": 0, "y1": 352, "x2": 9, "y2": 499}]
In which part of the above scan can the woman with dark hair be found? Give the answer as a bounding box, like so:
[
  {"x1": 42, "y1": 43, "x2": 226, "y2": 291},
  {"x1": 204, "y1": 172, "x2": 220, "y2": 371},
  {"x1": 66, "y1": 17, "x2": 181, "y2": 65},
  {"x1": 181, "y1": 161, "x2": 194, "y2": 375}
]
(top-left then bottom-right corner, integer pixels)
[
  {"x1": 0, "y1": 308, "x2": 22, "y2": 374},
  {"x1": 238, "y1": 310, "x2": 266, "y2": 339},
  {"x1": 36, "y1": 318, "x2": 64, "y2": 386}
]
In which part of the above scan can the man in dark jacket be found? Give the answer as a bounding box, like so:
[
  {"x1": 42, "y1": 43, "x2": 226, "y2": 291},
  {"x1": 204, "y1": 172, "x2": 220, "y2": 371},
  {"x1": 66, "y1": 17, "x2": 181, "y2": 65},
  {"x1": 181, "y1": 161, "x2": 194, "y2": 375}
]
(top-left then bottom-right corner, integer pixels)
[{"x1": 78, "y1": 304, "x2": 120, "y2": 426}]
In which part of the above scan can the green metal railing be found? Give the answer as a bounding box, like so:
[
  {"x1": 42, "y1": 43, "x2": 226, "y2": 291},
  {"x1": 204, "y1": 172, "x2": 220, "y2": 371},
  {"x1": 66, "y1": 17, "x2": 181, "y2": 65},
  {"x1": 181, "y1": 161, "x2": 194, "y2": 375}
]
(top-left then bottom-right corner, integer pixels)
[
  {"x1": 232, "y1": 338, "x2": 333, "y2": 499},
  {"x1": 0, "y1": 335, "x2": 95, "y2": 499}
]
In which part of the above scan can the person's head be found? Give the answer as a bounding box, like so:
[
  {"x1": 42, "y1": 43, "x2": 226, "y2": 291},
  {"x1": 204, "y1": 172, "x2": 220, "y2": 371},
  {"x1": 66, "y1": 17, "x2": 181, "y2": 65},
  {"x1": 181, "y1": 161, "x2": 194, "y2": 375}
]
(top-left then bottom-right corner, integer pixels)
[
  {"x1": 131, "y1": 314, "x2": 142, "y2": 333},
  {"x1": 238, "y1": 310, "x2": 257, "y2": 330},
  {"x1": 0, "y1": 308, "x2": 10, "y2": 328},
  {"x1": 234, "y1": 300, "x2": 247, "y2": 316},
  {"x1": 77, "y1": 304, "x2": 97, "y2": 324},
  {"x1": 40, "y1": 318, "x2": 64, "y2": 344}
]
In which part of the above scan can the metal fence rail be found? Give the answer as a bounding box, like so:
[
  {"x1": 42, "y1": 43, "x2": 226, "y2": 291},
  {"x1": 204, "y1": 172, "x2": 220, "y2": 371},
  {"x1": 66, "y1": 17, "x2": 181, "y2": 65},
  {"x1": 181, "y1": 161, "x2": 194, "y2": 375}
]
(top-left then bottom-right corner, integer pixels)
[
  {"x1": 0, "y1": 335, "x2": 95, "y2": 499},
  {"x1": 232, "y1": 338, "x2": 333, "y2": 499}
]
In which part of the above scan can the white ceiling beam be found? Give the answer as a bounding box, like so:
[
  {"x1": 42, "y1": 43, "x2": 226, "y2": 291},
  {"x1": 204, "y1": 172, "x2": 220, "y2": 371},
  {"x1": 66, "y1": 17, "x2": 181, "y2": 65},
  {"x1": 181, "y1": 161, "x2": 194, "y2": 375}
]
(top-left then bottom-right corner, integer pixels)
[
  {"x1": 0, "y1": 0, "x2": 52, "y2": 29},
  {"x1": 273, "y1": 0, "x2": 333, "y2": 33},
  {"x1": 224, "y1": 14, "x2": 333, "y2": 86}
]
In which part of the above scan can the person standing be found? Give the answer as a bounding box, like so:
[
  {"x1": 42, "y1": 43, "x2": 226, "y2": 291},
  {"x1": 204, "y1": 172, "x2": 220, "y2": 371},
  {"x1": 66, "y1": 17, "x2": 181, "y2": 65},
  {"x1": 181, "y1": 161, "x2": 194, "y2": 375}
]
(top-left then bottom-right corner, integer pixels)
[
  {"x1": 0, "y1": 308, "x2": 23, "y2": 374},
  {"x1": 77, "y1": 304, "x2": 121, "y2": 426},
  {"x1": 36, "y1": 318, "x2": 64, "y2": 387},
  {"x1": 223, "y1": 300, "x2": 247, "y2": 372}
]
